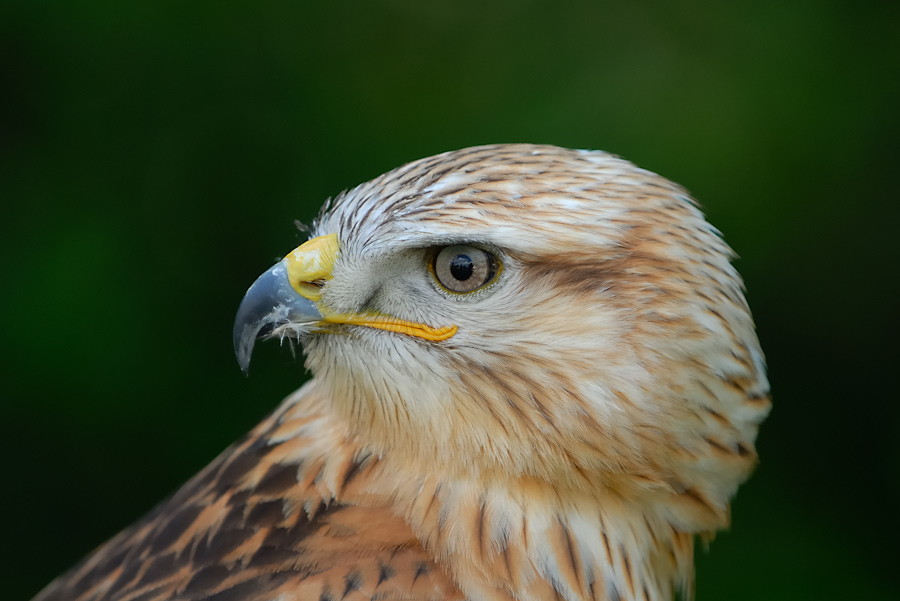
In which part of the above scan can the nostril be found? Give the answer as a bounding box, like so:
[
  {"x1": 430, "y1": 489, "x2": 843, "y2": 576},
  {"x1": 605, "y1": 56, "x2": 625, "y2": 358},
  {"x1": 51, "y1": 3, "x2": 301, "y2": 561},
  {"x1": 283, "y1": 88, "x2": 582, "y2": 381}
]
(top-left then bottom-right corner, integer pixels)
[{"x1": 295, "y1": 279, "x2": 327, "y2": 300}]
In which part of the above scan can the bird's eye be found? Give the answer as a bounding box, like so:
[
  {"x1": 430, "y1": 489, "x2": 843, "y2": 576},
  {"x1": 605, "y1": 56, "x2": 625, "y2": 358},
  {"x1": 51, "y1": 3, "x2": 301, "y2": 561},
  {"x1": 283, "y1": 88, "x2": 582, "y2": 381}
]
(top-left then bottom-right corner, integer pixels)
[{"x1": 431, "y1": 245, "x2": 499, "y2": 294}]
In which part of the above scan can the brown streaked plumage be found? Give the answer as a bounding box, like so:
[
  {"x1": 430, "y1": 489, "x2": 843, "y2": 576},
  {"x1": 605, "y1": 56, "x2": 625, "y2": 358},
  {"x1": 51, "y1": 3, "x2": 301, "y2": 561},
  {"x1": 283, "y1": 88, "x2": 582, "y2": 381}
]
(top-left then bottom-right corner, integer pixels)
[{"x1": 35, "y1": 144, "x2": 770, "y2": 601}]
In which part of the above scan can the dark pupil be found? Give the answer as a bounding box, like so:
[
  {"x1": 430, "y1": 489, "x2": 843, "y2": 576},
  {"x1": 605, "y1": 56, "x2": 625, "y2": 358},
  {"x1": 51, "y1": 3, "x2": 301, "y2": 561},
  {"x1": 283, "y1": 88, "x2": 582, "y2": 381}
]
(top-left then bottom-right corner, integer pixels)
[{"x1": 449, "y1": 254, "x2": 474, "y2": 281}]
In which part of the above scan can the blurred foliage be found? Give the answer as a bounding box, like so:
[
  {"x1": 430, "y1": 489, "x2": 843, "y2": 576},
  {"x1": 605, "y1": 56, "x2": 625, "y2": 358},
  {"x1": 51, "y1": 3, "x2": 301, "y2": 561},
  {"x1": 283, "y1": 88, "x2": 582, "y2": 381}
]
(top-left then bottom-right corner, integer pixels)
[{"x1": 1, "y1": 1, "x2": 897, "y2": 599}]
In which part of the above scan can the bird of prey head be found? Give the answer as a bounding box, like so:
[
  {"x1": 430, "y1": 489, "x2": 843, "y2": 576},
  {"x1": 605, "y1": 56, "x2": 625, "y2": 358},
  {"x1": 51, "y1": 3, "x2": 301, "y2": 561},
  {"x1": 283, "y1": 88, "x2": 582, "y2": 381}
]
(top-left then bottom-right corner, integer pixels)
[{"x1": 37, "y1": 144, "x2": 770, "y2": 601}]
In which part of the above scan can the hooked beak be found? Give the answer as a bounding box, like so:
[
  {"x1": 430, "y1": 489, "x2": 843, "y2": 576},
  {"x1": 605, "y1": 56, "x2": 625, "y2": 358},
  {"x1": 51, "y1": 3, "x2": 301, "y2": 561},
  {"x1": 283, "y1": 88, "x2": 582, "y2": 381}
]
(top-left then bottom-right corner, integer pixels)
[
  {"x1": 232, "y1": 260, "x2": 322, "y2": 375},
  {"x1": 233, "y1": 233, "x2": 456, "y2": 375},
  {"x1": 232, "y1": 234, "x2": 338, "y2": 375}
]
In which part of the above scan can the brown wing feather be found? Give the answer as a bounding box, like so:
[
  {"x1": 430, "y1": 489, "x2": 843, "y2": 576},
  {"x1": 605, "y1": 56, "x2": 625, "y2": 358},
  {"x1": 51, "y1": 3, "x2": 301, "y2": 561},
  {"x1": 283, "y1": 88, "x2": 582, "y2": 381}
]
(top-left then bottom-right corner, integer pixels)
[{"x1": 33, "y1": 382, "x2": 462, "y2": 601}]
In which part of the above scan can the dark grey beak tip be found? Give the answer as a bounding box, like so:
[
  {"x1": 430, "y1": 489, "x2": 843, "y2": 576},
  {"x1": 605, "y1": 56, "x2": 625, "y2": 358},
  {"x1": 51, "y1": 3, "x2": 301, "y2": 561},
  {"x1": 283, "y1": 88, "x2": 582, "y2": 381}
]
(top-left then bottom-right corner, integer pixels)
[{"x1": 233, "y1": 322, "x2": 256, "y2": 376}]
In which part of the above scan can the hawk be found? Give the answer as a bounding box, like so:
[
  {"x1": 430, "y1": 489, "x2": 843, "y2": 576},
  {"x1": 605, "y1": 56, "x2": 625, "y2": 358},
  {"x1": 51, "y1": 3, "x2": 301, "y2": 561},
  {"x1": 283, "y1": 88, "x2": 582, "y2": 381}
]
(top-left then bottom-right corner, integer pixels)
[{"x1": 34, "y1": 144, "x2": 770, "y2": 601}]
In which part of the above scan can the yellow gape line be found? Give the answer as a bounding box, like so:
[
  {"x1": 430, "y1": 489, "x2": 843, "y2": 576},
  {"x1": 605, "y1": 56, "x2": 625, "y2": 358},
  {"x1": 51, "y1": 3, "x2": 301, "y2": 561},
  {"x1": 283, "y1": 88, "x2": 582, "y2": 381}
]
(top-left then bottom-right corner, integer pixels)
[
  {"x1": 324, "y1": 314, "x2": 458, "y2": 341},
  {"x1": 284, "y1": 233, "x2": 458, "y2": 342}
]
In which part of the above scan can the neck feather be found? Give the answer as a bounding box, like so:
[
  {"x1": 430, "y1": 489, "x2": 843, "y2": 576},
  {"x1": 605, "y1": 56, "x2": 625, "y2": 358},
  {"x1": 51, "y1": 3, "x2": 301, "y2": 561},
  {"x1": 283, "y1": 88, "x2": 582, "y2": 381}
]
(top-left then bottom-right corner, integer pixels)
[
  {"x1": 282, "y1": 384, "x2": 699, "y2": 601},
  {"x1": 380, "y1": 467, "x2": 695, "y2": 601}
]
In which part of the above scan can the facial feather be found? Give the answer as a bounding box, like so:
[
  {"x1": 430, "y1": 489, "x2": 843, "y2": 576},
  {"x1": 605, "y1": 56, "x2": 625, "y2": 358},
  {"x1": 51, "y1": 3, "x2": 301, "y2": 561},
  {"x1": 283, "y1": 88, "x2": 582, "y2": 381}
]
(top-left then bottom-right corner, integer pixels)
[{"x1": 310, "y1": 144, "x2": 767, "y2": 499}]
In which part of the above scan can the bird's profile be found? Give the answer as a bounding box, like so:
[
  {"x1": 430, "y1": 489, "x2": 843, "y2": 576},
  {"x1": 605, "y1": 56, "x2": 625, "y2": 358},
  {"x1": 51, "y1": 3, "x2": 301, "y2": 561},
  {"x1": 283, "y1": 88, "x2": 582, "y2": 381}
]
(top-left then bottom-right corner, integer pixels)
[{"x1": 35, "y1": 144, "x2": 770, "y2": 601}]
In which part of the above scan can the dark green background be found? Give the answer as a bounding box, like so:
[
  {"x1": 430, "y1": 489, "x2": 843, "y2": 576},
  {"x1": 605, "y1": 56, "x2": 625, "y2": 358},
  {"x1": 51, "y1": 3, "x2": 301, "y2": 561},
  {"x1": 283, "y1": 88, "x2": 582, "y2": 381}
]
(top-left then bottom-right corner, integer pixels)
[{"x1": 2, "y1": 1, "x2": 897, "y2": 599}]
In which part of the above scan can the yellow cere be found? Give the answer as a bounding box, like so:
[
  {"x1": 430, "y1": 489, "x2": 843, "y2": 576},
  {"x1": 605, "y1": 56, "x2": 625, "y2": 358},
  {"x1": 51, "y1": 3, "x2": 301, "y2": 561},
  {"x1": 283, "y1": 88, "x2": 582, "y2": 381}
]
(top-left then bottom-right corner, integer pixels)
[
  {"x1": 284, "y1": 234, "x2": 457, "y2": 342},
  {"x1": 285, "y1": 234, "x2": 340, "y2": 301}
]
